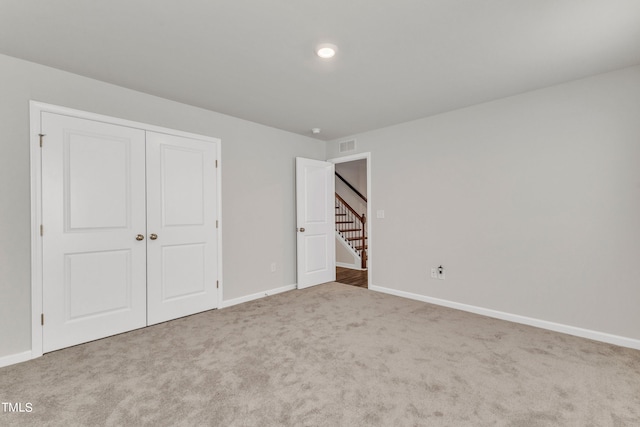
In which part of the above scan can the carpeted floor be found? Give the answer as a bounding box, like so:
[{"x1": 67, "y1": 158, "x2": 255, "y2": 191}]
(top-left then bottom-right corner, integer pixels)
[{"x1": 1, "y1": 283, "x2": 639, "y2": 426}]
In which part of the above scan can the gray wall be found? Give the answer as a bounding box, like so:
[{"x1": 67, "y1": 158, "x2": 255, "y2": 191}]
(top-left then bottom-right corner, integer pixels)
[
  {"x1": 0, "y1": 54, "x2": 324, "y2": 358},
  {"x1": 336, "y1": 238, "x2": 358, "y2": 266},
  {"x1": 335, "y1": 159, "x2": 367, "y2": 217},
  {"x1": 327, "y1": 66, "x2": 640, "y2": 341}
]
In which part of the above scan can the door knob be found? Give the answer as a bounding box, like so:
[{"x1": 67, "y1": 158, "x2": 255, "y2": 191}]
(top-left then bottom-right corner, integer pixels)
[
  {"x1": 135, "y1": 234, "x2": 145, "y2": 241},
  {"x1": 298, "y1": 228, "x2": 305, "y2": 232},
  {"x1": 149, "y1": 233, "x2": 158, "y2": 240}
]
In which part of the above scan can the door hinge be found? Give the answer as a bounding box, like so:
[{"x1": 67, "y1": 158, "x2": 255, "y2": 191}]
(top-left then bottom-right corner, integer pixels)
[
  {"x1": 39, "y1": 133, "x2": 45, "y2": 147},
  {"x1": 41, "y1": 313, "x2": 44, "y2": 325},
  {"x1": 40, "y1": 224, "x2": 43, "y2": 236},
  {"x1": 216, "y1": 280, "x2": 219, "y2": 289},
  {"x1": 215, "y1": 159, "x2": 218, "y2": 168},
  {"x1": 216, "y1": 220, "x2": 218, "y2": 228}
]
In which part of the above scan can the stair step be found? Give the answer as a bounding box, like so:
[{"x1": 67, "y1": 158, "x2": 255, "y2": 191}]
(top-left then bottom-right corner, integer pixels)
[
  {"x1": 336, "y1": 221, "x2": 353, "y2": 224},
  {"x1": 347, "y1": 236, "x2": 367, "y2": 241},
  {"x1": 355, "y1": 245, "x2": 368, "y2": 250},
  {"x1": 339, "y1": 228, "x2": 361, "y2": 232},
  {"x1": 336, "y1": 213, "x2": 347, "y2": 216}
]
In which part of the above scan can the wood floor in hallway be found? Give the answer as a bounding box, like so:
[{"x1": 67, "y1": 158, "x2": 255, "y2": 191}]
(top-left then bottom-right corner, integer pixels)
[{"x1": 336, "y1": 267, "x2": 368, "y2": 288}]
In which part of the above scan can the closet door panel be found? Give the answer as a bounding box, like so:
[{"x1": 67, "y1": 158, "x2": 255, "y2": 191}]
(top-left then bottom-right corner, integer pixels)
[
  {"x1": 146, "y1": 132, "x2": 218, "y2": 325},
  {"x1": 41, "y1": 113, "x2": 147, "y2": 352}
]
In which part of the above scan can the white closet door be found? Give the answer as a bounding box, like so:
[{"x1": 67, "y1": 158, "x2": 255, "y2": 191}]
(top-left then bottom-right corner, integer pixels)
[
  {"x1": 146, "y1": 132, "x2": 218, "y2": 325},
  {"x1": 41, "y1": 113, "x2": 147, "y2": 352}
]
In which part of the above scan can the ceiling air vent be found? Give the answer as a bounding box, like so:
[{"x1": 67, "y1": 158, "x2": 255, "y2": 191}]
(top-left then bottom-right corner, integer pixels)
[{"x1": 338, "y1": 139, "x2": 356, "y2": 153}]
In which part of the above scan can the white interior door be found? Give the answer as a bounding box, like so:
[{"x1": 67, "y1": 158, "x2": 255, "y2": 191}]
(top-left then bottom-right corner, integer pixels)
[
  {"x1": 41, "y1": 113, "x2": 147, "y2": 352},
  {"x1": 296, "y1": 157, "x2": 336, "y2": 288},
  {"x1": 146, "y1": 132, "x2": 218, "y2": 325}
]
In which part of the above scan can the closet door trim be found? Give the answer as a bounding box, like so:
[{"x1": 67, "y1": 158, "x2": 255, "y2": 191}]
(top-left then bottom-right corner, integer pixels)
[{"x1": 29, "y1": 101, "x2": 223, "y2": 359}]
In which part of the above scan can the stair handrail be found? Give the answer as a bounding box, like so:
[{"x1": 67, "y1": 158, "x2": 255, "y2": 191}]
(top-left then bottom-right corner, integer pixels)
[
  {"x1": 335, "y1": 172, "x2": 367, "y2": 203},
  {"x1": 335, "y1": 193, "x2": 364, "y2": 222}
]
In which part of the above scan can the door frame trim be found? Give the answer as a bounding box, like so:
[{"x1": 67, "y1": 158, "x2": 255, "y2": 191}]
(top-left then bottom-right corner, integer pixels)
[
  {"x1": 327, "y1": 152, "x2": 372, "y2": 288},
  {"x1": 29, "y1": 101, "x2": 223, "y2": 359}
]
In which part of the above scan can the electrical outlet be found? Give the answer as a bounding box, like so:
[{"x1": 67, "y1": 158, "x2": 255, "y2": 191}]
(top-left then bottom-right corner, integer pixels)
[
  {"x1": 270, "y1": 262, "x2": 276, "y2": 272},
  {"x1": 430, "y1": 268, "x2": 437, "y2": 279},
  {"x1": 437, "y1": 265, "x2": 445, "y2": 280}
]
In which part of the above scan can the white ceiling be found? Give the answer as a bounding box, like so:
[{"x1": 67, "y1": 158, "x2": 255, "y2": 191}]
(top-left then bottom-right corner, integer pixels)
[{"x1": 1, "y1": 1, "x2": 639, "y2": 141}]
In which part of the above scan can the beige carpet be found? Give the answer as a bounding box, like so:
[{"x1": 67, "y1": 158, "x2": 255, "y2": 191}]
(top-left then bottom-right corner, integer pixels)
[{"x1": 1, "y1": 283, "x2": 639, "y2": 426}]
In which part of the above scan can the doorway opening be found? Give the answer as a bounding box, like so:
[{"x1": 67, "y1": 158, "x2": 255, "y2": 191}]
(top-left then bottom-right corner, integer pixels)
[
  {"x1": 336, "y1": 266, "x2": 368, "y2": 288},
  {"x1": 329, "y1": 153, "x2": 371, "y2": 289}
]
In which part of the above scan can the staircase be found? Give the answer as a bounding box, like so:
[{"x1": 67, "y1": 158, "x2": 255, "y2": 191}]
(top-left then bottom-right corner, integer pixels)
[{"x1": 335, "y1": 193, "x2": 367, "y2": 269}]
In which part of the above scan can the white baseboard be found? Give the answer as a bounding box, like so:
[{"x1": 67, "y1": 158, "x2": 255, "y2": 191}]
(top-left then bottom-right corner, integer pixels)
[
  {"x1": 221, "y1": 284, "x2": 297, "y2": 309},
  {"x1": 369, "y1": 285, "x2": 640, "y2": 350},
  {"x1": 0, "y1": 350, "x2": 32, "y2": 369},
  {"x1": 336, "y1": 262, "x2": 366, "y2": 271}
]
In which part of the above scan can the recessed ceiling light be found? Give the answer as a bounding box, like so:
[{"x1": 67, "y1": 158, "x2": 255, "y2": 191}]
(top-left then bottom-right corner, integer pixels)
[
  {"x1": 311, "y1": 128, "x2": 321, "y2": 134},
  {"x1": 316, "y1": 44, "x2": 337, "y2": 59}
]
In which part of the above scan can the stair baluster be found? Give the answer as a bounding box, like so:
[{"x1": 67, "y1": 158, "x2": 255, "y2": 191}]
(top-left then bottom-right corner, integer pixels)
[{"x1": 335, "y1": 193, "x2": 367, "y2": 269}]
